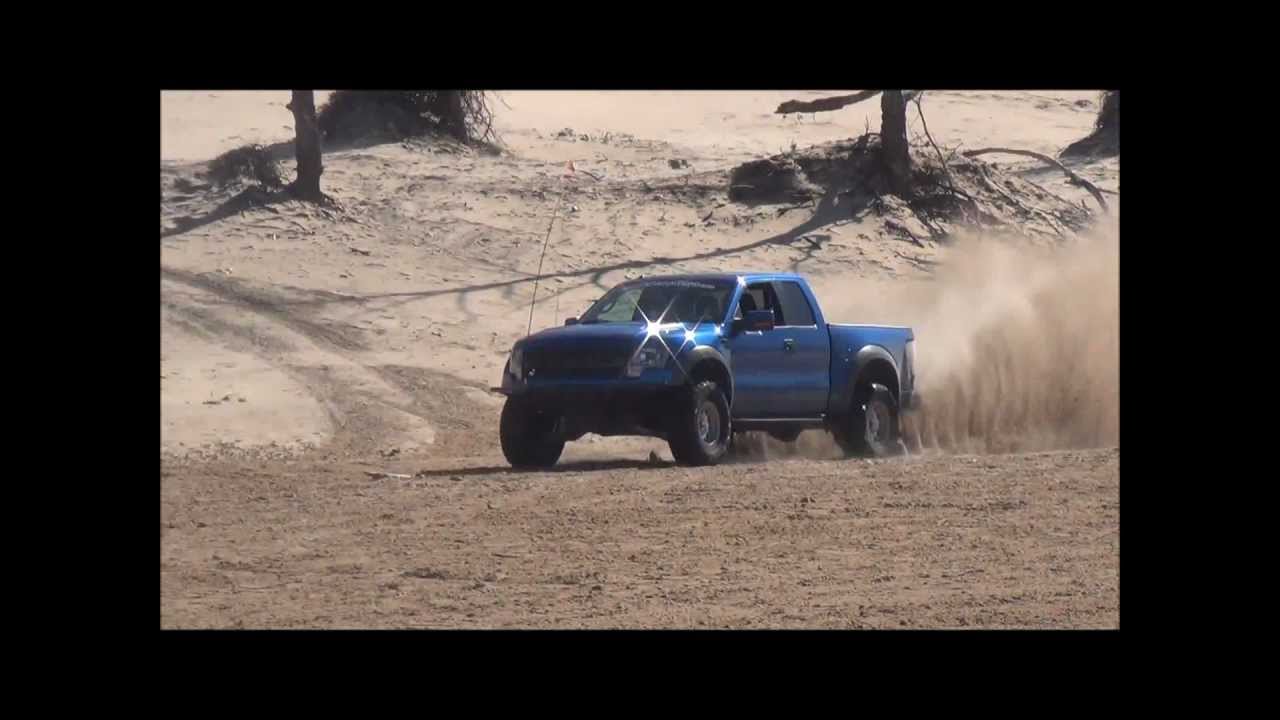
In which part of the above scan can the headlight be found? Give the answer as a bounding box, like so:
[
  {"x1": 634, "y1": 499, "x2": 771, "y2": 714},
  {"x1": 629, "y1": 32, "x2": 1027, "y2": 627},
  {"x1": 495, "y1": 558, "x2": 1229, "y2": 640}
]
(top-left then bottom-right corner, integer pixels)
[
  {"x1": 626, "y1": 344, "x2": 668, "y2": 377},
  {"x1": 509, "y1": 346, "x2": 524, "y2": 378}
]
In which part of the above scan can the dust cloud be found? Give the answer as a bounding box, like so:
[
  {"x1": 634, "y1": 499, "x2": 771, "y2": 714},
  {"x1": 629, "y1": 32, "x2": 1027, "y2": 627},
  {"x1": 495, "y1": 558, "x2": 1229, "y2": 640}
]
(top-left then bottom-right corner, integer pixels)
[{"x1": 785, "y1": 224, "x2": 1119, "y2": 457}]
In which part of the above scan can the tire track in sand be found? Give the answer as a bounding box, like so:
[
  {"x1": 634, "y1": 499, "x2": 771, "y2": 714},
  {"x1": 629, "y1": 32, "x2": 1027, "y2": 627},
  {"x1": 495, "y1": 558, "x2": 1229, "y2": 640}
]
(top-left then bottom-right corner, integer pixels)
[{"x1": 161, "y1": 266, "x2": 498, "y2": 459}]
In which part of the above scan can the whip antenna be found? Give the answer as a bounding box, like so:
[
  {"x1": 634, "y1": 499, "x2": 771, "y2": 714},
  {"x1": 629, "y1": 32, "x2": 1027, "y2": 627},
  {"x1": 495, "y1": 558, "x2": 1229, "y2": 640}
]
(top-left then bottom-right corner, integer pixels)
[{"x1": 527, "y1": 161, "x2": 574, "y2": 337}]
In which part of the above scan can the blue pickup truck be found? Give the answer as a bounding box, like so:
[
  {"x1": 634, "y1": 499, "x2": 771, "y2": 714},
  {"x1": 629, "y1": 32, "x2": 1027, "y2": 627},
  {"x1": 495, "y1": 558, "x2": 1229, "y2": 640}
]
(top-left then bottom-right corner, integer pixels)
[{"x1": 496, "y1": 273, "x2": 917, "y2": 467}]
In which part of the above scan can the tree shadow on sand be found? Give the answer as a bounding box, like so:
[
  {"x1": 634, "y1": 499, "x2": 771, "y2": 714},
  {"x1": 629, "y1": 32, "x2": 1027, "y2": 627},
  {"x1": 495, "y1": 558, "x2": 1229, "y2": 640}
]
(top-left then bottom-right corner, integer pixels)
[
  {"x1": 159, "y1": 188, "x2": 871, "y2": 342},
  {"x1": 161, "y1": 185, "x2": 288, "y2": 239},
  {"x1": 162, "y1": 132, "x2": 493, "y2": 241},
  {"x1": 161, "y1": 182, "x2": 343, "y2": 240},
  {"x1": 261, "y1": 188, "x2": 857, "y2": 310}
]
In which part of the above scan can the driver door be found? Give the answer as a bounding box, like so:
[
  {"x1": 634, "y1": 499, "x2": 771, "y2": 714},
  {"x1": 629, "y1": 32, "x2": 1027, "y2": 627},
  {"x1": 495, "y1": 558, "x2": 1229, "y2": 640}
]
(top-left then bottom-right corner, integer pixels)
[
  {"x1": 727, "y1": 283, "x2": 785, "y2": 417},
  {"x1": 728, "y1": 281, "x2": 829, "y2": 417}
]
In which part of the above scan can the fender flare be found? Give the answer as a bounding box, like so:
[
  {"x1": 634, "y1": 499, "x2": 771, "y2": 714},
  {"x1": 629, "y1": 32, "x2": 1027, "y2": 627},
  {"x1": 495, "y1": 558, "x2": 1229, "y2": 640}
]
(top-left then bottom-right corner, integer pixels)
[
  {"x1": 498, "y1": 358, "x2": 522, "y2": 395},
  {"x1": 679, "y1": 346, "x2": 734, "y2": 403},
  {"x1": 849, "y1": 345, "x2": 900, "y2": 401}
]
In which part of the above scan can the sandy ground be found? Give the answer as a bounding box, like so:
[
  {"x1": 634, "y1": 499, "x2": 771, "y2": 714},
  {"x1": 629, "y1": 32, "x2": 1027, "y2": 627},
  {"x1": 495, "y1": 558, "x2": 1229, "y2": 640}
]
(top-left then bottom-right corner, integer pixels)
[
  {"x1": 161, "y1": 449, "x2": 1117, "y2": 629},
  {"x1": 160, "y1": 90, "x2": 1119, "y2": 628}
]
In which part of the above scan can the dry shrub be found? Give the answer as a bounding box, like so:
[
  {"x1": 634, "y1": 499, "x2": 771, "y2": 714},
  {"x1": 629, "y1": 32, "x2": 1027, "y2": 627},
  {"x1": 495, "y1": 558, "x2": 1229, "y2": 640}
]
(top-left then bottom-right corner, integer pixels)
[
  {"x1": 317, "y1": 91, "x2": 500, "y2": 147},
  {"x1": 206, "y1": 144, "x2": 284, "y2": 188}
]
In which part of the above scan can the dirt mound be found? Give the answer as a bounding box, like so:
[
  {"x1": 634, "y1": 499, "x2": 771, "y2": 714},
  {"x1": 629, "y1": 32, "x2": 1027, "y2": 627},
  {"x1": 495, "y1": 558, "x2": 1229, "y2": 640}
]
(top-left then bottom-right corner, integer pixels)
[
  {"x1": 728, "y1": 156, "x2": 822, "y2": 205},
  {"x1": 729, "y1": 135, "x2": 1098, "y2": 242}
]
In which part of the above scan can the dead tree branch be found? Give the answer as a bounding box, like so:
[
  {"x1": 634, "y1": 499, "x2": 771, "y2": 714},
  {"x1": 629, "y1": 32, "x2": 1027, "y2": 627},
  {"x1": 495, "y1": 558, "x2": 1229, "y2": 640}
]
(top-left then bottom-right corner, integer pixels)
[
  {"x1": 776, "y1": 90, "x2": 880, "y2": 115},
  {"x1": 974, "y1": 163, "x2": 1070, "y2": 237},
  {"x1": 912, "y1": 93, "x2": 965, "y2": 199},
  {"x1": 963, "y1": 147, "x2": 1109, "y2": 213},
  {"x1": 775, "y1": 89, "x2": 921, "y2": 115}
]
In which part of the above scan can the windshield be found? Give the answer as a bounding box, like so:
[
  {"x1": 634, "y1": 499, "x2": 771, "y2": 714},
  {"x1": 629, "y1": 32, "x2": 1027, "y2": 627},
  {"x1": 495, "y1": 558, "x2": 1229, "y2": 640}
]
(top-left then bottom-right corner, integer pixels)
[{"x1": 580, "y1": 279, "x2": 736, "y2": 326}]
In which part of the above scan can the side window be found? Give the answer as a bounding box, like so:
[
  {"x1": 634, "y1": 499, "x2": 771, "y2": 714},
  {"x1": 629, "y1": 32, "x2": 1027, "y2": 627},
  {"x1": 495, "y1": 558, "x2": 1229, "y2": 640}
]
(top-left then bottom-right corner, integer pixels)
[
  {"x1": 773, "y1": 281, "x2": 816, "y2": 326},
  {"x1": 735, "y1": 286, "x2": 770, "y2": 319}
]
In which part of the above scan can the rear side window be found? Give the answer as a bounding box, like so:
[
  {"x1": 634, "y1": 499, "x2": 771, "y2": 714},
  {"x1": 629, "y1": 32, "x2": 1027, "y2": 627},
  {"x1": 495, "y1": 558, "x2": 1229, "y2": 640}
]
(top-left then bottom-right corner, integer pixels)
[{"x1": 773, "y1": 281, "x2": 816, "y2": 326}]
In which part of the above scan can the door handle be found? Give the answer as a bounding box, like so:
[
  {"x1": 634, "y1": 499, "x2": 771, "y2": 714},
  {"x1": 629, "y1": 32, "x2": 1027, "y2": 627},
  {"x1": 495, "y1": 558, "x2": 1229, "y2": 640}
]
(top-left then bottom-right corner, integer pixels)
[{"x1": 783, "y1": 338, "x2": 796, "y2": 352}]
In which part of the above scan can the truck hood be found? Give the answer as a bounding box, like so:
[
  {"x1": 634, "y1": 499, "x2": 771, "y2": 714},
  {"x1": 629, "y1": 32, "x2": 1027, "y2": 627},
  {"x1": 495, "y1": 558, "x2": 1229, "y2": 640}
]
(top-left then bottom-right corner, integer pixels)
[
  {"x1": 514, "y1": 323, "x2": 655, "y2": 380},
  {"x1": 518, "y1": 321, "x2": 709, "y2": 365},
  {"x1": 521, "y1": 322, "x2": 652, "y2": 347},
  {"x1": 520, "y1": 321, "x2": 708, "y2": 350}
]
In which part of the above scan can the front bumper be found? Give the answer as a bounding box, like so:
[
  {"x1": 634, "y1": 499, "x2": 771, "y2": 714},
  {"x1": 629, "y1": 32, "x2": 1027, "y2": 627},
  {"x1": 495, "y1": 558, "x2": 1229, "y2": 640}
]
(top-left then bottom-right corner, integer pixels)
[
  {"x1": 497, "y1": 365, "x2": 680, "y2": 396},
  {"x1": 524, "y1": 384, "x2": 682, "y2": 440}
]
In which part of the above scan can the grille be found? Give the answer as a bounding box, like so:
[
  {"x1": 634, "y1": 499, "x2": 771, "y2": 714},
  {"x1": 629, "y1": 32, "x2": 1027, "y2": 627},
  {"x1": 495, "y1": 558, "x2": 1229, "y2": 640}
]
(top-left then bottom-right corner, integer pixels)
[{"x1": 525, "y1": 344, "x2": 631, "y2": 380}]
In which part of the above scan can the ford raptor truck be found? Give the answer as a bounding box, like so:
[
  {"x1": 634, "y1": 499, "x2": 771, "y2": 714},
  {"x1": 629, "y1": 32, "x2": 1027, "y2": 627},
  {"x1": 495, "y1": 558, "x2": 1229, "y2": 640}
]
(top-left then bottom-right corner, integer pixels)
[{"x1": 495, "y1": 273, "x2": 917, "y2": 467}]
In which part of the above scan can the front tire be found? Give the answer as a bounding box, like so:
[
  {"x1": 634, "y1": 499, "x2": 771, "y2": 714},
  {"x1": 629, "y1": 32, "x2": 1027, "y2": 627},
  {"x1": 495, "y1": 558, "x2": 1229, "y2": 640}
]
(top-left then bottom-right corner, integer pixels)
[
  {"x1": 836, "y1": 383, "x2": 901, "y2": 458},
  {"x1": 500, "y1": 397, "x2": 565, "y2": 468},
  {"x1": 668, "y1": 380, "x2": 731, "y2": 466}
]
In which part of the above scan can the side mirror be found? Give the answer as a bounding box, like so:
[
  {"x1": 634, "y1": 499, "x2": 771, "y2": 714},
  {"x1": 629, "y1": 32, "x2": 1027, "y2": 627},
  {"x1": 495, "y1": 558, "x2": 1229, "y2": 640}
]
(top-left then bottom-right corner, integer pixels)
[
  {"x1": 732, "y1": 309, "x2": 775, "y2": 334},
  {"x1": 564, "y1": 317, "x2": 579, "y2": 326}
]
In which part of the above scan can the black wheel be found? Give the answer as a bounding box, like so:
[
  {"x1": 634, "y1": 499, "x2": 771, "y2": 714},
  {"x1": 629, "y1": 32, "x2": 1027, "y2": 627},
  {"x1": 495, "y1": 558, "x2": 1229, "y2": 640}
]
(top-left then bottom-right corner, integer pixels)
[
  {"x1": 499, "y1": 396, "x2": 565, "y2": 468},
  {"x1": 836, "y1": 383, "x2": 901, "y2": 458},
  {"x1": 668, "y1": 380, "x2": 731, "y2": 466}
]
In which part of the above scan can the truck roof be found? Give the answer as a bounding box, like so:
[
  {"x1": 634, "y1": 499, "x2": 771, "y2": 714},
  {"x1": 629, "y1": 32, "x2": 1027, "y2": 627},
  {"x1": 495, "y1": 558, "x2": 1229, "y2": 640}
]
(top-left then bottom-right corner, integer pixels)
[{"x1": 617, "y1": 272, "x2": 806, "y2": 285}]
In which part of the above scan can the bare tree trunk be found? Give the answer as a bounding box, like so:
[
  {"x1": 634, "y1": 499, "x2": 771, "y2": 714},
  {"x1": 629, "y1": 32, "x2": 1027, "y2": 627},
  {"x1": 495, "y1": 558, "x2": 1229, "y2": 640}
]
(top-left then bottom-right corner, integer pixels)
[
  {"x1": 434, "y1": 90, "x2": 467, "y2": 142},
  {"x1": 880, "y1": 90, "x2": 911, "y2": 195},
  {"x1": 288, "y1": 90, "x2": 323, "y2": 200},
  {"x1": 1061, "y1": 90, "x2": 1119, "y2": 158}
]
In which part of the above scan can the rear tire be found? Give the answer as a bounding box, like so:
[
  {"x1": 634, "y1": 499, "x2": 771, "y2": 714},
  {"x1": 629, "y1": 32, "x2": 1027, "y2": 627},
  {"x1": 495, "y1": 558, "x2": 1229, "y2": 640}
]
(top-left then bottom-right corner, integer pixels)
[
  {"x1": 836, "y1": 383, "x2": 901, "y2": 458},
  {"x1": 500, "y1": 397, "x2": 565, "y2": 468},
  {"x1": 668, "y1": 380, "x2": 731, "y2": 466}
]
